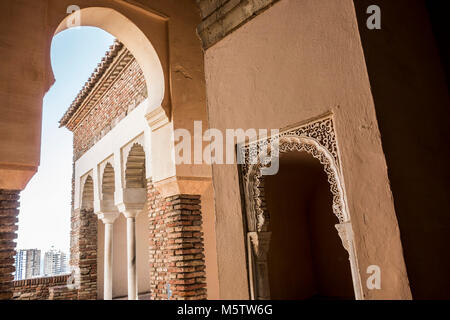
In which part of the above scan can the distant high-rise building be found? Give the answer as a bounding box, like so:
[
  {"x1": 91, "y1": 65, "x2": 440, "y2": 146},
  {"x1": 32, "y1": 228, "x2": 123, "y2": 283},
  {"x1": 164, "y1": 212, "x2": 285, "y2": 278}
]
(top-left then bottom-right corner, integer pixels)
[
  {"x1": 43, "y1": 247, "x2": 68, "y2": 276},
  {"x1": 14, "y1": 249, "x2": 41, "y2": 280}
]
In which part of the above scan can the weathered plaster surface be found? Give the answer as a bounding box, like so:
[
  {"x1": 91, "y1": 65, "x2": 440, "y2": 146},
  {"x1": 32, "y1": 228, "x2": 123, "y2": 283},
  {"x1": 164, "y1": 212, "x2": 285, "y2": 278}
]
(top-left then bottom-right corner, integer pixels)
[{"x1": 204, "y1": 0, "x2": 411, "y2": 299}]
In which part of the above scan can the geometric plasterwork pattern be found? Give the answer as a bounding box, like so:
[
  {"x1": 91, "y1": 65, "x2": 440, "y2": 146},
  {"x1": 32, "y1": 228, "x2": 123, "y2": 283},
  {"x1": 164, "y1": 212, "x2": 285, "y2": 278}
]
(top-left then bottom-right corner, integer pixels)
[
  {"x1": 240, "y1": 116, "x2": 347, "y2": 234},
  {"x1": 240, "y1": 115, "x2": 364, "y2": 300}
]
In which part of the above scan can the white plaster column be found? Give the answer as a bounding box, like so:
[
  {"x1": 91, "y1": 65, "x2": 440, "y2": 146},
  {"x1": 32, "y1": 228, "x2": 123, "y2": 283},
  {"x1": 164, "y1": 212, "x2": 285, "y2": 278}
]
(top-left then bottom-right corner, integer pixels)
[
  {"x1": 124, "y1": 210, "x2": 140, "y2": 300},
  {"x1": 98, "y1": 212, "x2": 119, "y2": 300},
  {"x1": 118, "y1": 186, "x2": 147, "y2": 300},
  {"x1": 335, "y1": 221, "x2": 364, "y2": 300}
]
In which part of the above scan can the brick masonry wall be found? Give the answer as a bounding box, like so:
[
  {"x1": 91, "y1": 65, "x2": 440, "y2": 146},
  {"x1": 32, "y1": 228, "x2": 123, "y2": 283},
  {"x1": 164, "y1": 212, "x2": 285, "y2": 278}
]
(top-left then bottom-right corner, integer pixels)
[
  {"x1": 12, "y1": 275, "x2": 75, "y2": 300},
  {"x1": 0, "y1": 189, "x2": 20, "y2": 300},
  {"x1": 73, "y1": 59, "x2": 147, "y2": 161},
  {"x1": 70, "y1": 208, "x2": 97, "y2": 300},
  {"x1": 48, "y1": 284, "x2": 78, "y2": 300},
  {"x1": 196, "y1": 0, "x2": 280, "y2": 48},
  {"x1": 147, "y1": 180, "x2": 207, "y2": 300}
]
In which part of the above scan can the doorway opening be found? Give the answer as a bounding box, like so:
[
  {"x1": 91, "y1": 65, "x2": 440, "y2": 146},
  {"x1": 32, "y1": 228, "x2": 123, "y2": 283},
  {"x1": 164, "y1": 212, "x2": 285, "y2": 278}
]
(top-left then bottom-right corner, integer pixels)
[
  {"x1": 240, "y1": 118, "x2": 363, "y2": 300},
  {"x1": 264, "y1": 151, "x2": 354, "y2": 300}
]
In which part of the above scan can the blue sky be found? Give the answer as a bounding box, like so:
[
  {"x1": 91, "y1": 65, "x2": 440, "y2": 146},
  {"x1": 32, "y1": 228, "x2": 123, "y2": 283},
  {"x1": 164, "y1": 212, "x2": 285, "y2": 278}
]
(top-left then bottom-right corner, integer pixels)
[{"x1": 16, "y1": 27, "x2": 115, "y2": 254}]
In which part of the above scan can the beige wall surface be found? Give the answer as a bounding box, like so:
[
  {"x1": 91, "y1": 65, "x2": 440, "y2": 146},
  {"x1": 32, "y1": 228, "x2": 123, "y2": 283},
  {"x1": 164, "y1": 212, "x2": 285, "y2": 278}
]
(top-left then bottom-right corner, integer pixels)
[
  {"x1": 0, "y1": 1, "x2": 48, "y2": 189},
  {"x1": 0, "y1": 0, "x2": 209, "y2": 188},
  {"x1": 204, "y1": 0, "x2": 411, "y2": 299}
]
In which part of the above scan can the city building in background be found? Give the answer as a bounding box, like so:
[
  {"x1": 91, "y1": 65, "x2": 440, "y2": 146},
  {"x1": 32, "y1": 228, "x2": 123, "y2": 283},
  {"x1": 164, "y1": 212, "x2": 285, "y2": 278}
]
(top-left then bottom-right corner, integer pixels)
[
  {"x1": 43, "y1": 247, "x2": 68, "y2": 276},
  {"x1": 14, "y1": 249, "x2": 41, "y2": 280}
]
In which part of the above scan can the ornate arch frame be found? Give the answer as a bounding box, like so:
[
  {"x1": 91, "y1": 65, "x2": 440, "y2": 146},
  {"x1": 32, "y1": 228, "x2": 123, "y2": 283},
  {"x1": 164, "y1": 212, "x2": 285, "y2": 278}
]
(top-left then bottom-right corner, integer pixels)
[{"x1": 239, "y1": 115, "x2": 364, "y2": 300}]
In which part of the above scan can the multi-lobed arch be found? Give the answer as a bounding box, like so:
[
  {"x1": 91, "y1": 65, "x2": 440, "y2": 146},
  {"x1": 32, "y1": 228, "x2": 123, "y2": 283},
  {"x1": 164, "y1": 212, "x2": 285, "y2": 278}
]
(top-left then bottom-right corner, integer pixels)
[
  {"x1": 49, "y1": 2, "x2": 209, "y2": 200},
  {"x1": 240, "y1": 115, "x2": 363, "y2": 300},
  {"x1": 101, "y1": 163, "x2": 115, "y2": 201},
  {"x1": 81, "y1": 175, "x2": 94, "y2": 210},
  {"x1": 125, "y1": 143, "x2": 146, "y2": 189},
  {"x1": 241, "y1": 117, "x2": 349, "y2": 232},
  {"x1": 50, "y1": 5, "x2": 167, "y2": 120}
]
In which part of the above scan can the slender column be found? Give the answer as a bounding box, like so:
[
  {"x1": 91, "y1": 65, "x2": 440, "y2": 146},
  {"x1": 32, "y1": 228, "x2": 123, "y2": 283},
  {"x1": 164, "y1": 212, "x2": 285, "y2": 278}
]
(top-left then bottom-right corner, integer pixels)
[
  {"x1": 124, "y1": 210, "x2": 139, "y2": 300},
  {"x1": 335, "y1": 222, "x2": 364, "y2": 300},
  {"x1": 98, "y1": 212, "x2": 119, "y2": 300},
  {"x1": 104, "y1": 223, "x2": 114, "y2": 300},
  {"x1": 118, "y1": 187, "x2": 146, "y2": 300}
]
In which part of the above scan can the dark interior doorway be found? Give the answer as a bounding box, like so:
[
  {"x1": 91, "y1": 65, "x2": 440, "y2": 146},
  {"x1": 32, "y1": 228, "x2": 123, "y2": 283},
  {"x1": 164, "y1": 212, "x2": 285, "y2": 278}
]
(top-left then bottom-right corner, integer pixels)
[{"x1": 264, "y1": 151, "x2": 354, "y2": 300}]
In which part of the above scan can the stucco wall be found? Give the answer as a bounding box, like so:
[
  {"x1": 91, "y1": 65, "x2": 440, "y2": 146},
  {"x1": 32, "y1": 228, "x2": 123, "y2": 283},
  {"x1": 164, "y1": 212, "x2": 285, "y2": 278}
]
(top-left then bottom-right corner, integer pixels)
[{"x1": 204, "y1": 0, "x2": 411, "y2": 299}]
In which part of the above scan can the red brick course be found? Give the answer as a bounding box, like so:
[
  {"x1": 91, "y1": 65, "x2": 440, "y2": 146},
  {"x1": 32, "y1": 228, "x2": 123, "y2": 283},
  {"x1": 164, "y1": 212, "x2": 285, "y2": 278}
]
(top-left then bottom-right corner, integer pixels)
[
  {"x1": 70, "y1": 208, "x2": 97, "y2": 300},
  {"x1": 147, "y1": 180, "x2": 207, "y2": 300},
  {"x1": 13, "y1": 275, "x2": 76, "y2": 300},
  {"x1": 0, "y1": 189, "x2": 20, "y2": 300},
  {"x1": 73, "y1": 58, "x2": 147, "y2": 161}
]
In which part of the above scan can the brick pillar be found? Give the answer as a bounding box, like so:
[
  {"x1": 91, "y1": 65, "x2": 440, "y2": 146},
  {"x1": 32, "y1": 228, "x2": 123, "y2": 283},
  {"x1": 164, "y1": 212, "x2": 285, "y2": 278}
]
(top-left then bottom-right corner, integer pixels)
[
  {"x1": 70, "y1": 208, "x2": 97, "y2": 300},
  {"x1": 148, "y1": 180, "x2": 207, "y2": 300},
  {"x1": 0, "y1": 189, "x2": 20, "y2": 300}
]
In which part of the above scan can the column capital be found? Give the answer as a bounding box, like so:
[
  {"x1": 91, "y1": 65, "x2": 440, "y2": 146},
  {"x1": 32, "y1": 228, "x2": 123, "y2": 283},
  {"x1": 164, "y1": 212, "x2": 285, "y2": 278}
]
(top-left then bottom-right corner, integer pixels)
[
  {"x1": 117, "y1": 187, "x2": 146, "y2": 214},
  {"x1": 145, "y1": 106, "x2": 170, "y2": 132},
  {"x1": 335, "y1": 221, "x2": 354, "y2": 253},
  {"x1": 97, "y1": 212, "x2": 120, "y2": 224},
  {"x1": 122, "y1": 209, "x2": 141, "y2": 219},
  {"x1": 154, "y1": 176, "x2": 212, "y2": 198},
  {"x1": 0, "y1": 164, "x2": 37, "y2": 190}
]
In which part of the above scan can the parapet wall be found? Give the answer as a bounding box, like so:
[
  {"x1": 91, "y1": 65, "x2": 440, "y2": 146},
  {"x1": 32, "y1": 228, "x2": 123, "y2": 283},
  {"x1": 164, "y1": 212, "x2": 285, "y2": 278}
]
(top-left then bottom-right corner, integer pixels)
[{"x1": 12, "y1": 274, "x2": 76, "y2": 300}]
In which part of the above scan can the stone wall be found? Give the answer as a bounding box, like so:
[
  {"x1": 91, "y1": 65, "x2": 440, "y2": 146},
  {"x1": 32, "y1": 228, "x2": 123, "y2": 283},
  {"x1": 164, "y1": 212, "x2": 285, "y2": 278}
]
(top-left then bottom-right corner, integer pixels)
[
  {"x1": 49, "y1": 284, "x2": 78, "y2": 300},
  {"x1": 196, "y1": 0, "x2": 280, "y2": 48},
  {"x1": 12, "y1": 275, "x2": 76, "y2": 300},
  {"x1": 147, "y1": 180, "x2": 207, "y2": 300},
  {"x1": 0, "y1": 189, "x2": 20, "y2": 299}
]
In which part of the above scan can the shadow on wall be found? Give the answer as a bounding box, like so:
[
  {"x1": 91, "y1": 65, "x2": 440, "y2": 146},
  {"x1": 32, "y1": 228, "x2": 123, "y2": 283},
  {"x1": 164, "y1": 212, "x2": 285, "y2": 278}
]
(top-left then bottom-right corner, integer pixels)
[
  {"x1": 264, "y1": 151, "x2": 354, "y2": 300},
  {"x1": 354, "y1": 0, "x2": 450, "y2": 299}
]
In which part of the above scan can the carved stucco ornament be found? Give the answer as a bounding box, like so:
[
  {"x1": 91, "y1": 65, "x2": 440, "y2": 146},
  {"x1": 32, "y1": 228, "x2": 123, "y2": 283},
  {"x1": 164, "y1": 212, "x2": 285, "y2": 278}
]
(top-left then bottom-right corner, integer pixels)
[
  {"x1": 335, "y1": 221, "x2": 354, "y2": 253},
  {"x1": 241, "y1": 116, "x2": 347, "y2": 233},
  {"x1": 240, "y1": 115, "x2": 364, "y2": 300}
]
